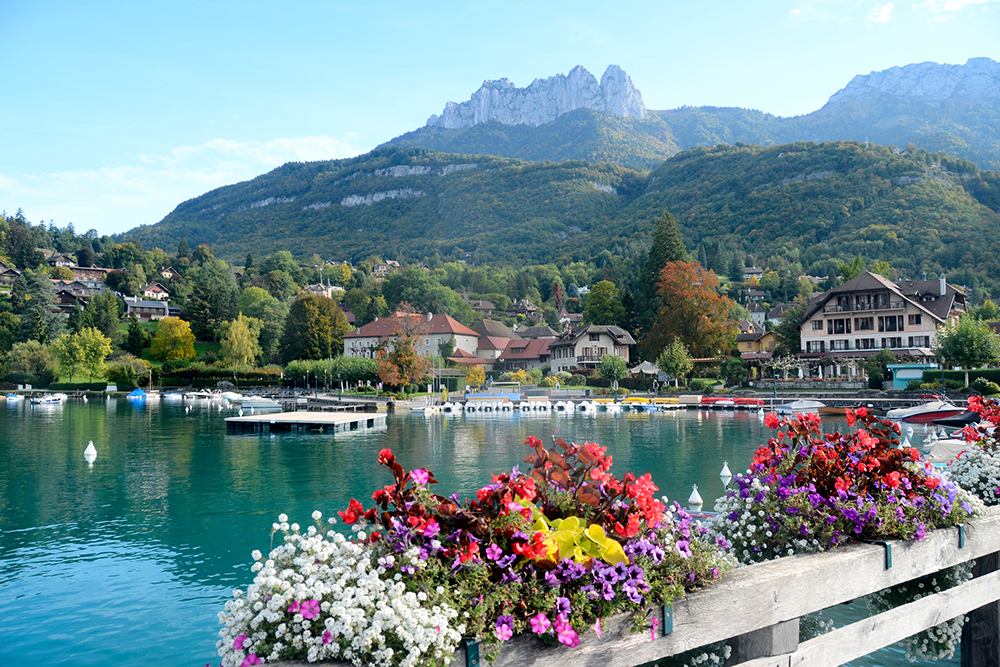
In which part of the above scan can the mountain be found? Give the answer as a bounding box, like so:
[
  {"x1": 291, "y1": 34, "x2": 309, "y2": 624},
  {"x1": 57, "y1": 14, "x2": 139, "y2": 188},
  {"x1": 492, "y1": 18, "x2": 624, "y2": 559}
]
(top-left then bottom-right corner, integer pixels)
[
  {"x1": 123, "y1": 141, "x2": 1000, "y2": 293},
  {"x1": 386, "y1": 59, "x2": 1000, "y2": 171}
]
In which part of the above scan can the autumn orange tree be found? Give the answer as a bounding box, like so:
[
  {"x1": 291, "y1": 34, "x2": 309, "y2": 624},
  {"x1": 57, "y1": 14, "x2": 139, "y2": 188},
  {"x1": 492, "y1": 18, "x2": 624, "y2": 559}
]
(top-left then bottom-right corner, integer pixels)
[
  {"x1": 641, "y1": 261, "x2": 736, "y2": 359},
  {"x1": 374, "y1": 304, "x2": 431, "y2": 391}
]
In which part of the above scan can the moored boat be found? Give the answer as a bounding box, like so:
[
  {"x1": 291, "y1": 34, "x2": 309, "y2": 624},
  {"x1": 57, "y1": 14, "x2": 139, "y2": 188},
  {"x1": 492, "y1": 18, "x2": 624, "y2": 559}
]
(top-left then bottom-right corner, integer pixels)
[
  {"x1": 774, "y1": 399, "x2": 826, "y2": 415},
  {"x1": 30, "y1": 393, "x2": 67, "y2": 405},
  {"x1": 886, "y1": 400, "x2": 965, "y2": 424}
]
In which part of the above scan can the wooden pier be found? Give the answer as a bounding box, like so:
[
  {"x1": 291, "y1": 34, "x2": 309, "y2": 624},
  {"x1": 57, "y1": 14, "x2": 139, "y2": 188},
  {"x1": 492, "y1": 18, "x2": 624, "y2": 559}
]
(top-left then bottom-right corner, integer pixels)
[{"x1": 224, "y1": 411, "x2": 386, "y2": 434}]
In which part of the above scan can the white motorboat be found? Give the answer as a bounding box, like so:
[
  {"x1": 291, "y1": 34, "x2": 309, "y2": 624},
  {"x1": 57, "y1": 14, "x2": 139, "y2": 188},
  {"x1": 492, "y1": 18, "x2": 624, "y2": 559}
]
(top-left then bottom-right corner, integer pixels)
[
  {"x1": 774, "y1": 400, "x2": 826, "y2": 415},
  {"x1": 234, "y1": 396, "x2": 283, "y2": 410},
  {"x1": 886, "y1": 400, "x2": 966, "y2": 424},
  {"x1": 30, "y1": 393, "x2": 67, "y2": 405}
]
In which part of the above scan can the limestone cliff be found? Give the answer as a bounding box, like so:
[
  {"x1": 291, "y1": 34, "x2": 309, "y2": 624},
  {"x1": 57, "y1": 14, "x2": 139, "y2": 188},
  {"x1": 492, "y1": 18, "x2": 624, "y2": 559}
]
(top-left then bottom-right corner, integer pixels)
[
  {"x1": 426, "y1": 65, "x2": 646, "y2": 129},
  {"x1": 828, "y1": 57, "x2": 1000, "y2": 106}
]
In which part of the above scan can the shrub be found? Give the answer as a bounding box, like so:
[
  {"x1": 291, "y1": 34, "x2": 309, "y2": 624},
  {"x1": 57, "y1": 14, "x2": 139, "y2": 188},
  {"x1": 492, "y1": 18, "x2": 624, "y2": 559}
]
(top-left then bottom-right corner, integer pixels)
[
  {"x1": 568, "y1": 374, "x2": 586, "y2": 386},
  {"x1": 906, "y1": 379, "x2": 923, "y2": 390}
]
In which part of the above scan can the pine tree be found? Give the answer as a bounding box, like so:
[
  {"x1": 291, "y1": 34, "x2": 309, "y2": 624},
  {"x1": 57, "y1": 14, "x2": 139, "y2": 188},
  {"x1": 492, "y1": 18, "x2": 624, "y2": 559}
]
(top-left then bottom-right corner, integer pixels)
[
  {"x1": 177, "y1": 238, "x2": 190, "y2": 259},
  {"x1": 124, "y1": 315, "x2": 148, "y2": 356},
  {"x1": 640, "y1": 211, "x2": 686, "y2": 297}
]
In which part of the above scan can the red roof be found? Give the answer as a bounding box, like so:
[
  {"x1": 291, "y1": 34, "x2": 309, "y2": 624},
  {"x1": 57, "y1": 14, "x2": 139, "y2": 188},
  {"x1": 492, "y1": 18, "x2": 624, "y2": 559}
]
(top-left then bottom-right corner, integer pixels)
[
  {"x1": 499, "y1": 338, "x2": 551, "y2": 361},
  {"x1": 477, "y1": 336, "x2": 510, "y2": 352},
  {"x1": 345, "y1": 312, "x2": 478, "y2": 339}
]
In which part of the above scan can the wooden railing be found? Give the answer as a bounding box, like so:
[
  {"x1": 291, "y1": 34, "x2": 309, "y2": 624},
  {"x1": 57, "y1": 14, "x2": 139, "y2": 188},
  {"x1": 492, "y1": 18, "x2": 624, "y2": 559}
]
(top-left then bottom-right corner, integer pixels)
[{"x1": 273, "y1": 507, "x2": 1000, "y2": 667}]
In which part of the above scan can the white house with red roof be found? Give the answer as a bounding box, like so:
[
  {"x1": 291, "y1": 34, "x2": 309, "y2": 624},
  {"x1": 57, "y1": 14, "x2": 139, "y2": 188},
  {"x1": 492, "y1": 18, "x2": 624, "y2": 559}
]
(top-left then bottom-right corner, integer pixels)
[{"x1": 344, "y1": 312, "x2": 479, "y2": 359}]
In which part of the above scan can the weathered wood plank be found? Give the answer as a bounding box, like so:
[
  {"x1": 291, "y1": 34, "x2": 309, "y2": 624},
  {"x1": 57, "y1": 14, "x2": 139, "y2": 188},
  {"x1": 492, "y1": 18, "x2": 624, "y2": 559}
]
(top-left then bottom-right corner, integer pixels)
[
  {"x1": 270, "y1": 509, "x2": 1000, "y2": 667},
  {"x1": 962, "y1": 552, "x2": 1000, "y2": 667},
  {"x1": 786, "y1": 569, "x2": 1000, "y2": 667},
  {"x1": 728, "y1": 619, "x2": 799, "y2": 665}
]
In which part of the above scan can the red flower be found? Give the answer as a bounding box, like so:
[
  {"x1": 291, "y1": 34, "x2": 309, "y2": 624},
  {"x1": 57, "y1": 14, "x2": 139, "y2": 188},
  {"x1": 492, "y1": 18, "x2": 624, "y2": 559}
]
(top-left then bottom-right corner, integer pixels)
[
  {"x1": 884, "y1": 471, "x2": 901, "y2": 488},
  {"x1": 834, "y1": 477, "x2": 852, "y2": 492},
  {"x1": 845, "y1": 408, "x2": 856, "y2": 427},
  {"x1": 764, "y1": 412, "x2": 780, "y2": 429},
  {"x1": 377, "y1": 448, "x2": 394, "y2": 465},
  {"x1": 459, "y1": 542, "x2": 480, "y2": 563},
  {"x1": 337, "y1": 498, "x2": 365, "y2": 524},
  {"x1": 925, "y1": 476, "x2": 941, "y2": 490}
]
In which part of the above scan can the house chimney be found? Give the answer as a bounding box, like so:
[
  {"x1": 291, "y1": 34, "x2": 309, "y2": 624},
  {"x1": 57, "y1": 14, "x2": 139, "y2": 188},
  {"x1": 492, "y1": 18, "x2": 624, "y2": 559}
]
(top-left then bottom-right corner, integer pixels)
[{"x1": 940, "y1": 274, "x2": 946, "y2": 297}]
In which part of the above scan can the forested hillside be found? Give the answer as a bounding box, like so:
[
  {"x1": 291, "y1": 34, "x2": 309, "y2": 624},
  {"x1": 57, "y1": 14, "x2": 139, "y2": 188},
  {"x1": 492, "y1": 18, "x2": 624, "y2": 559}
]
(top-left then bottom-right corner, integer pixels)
[{"x1": 121, "y1": 141, "x2": 1000, "y2": 294}]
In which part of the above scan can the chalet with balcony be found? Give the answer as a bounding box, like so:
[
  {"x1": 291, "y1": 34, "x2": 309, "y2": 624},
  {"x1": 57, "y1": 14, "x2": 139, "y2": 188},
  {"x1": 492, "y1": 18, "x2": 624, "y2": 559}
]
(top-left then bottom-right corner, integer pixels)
[
  {"x1": 797, "y1": 272, "x2": 965, "y2": 361},
  {"x1": 549, "y1": 324, "x2": 635, "y2": 373},
  {"x1": 737, "y1": 331, "x2": 776, "y2": 361},
  {"x1": 123, "y1": 296, "x2": 170, "y2": 321},
  {"x1": 141, "y1": 283, "x2": 171, "y2": 301}
]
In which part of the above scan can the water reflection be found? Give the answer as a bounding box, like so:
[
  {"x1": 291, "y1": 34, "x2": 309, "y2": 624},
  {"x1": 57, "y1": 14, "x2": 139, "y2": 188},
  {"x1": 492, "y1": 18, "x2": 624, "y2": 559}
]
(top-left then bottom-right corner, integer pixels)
[{"x1": 0, "y1": 403, "x2": 952, "y2": 666}]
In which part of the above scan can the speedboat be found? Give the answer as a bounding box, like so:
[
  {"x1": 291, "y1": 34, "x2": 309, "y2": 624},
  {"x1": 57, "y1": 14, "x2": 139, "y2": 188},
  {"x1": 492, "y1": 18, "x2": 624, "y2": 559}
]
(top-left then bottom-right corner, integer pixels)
[
  {"x1": 774, "y1": 400, "x2": 825, "y2": 415},
  {"x1": 30, "y1": 393, "x2": 67, "y2": 405},
  {"x1": 886, "y1": 400, "x2": 965, "y2": 424},
  {"x1": 5, "y1": 393, "x2": 19, "y2": 402}
]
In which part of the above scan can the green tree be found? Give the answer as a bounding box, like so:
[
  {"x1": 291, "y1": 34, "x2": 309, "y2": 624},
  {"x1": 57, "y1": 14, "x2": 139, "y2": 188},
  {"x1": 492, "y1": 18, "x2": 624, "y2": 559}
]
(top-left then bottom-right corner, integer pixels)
[
  {"x1": 640, "y1": 211, "x2": 686, "y2": 297},
  {"x1": 722, "y1": 356, "x2": 748, "y2": 387},
  {"x1": 105, "y1": 354, "x2": 152, "y2": 390},
  {"x1": 438, "y1": 336, "x2": 455, "y2": 363},
  {"x1": 123, "y1": 315, "x2": 149, "y2": 356},
  {"x1": 279, "y1": 295, "x2": 350, "y2": 363},
  {"x1": 656, "y1": 339, "x2": 694, "y2": 387},
  {"x1": 837, "y1": 256, "x2": 866, "y2": 283},
  {"x1": 9, "y1": 274, "x2": 28, "y2": 313},
  {"x1": 465, "y1": 365, "x2": 485, "y2": 387},
  {"x1": 219, "y1": 314, "x2": 263, "y2": 367},
  {"x1": 4, "y1": 340, "x2": 51, "y2": 376},
  {"x1": 76, "y1": 327, "x2": 113, "y2": 380},
  {"x1": 186, "y1": 258, "x2": 239, "y2": 339},
  {"x1": 933, "y1": 315, "x2": 1000, "y2": 386},
  {"x1": 177, "y1": 239, "x2": 190, "y2": 259},
  {"x1": 771, "y1": 305, "x2": 805, "y2": 357},
  {"x1": 51, "y1": 332, "x2": 83, "y2": 381},
  {"x1": 19, "y1": 271, "x2": 63, "y2": 343},
  {"x1": 81, "y1": 291, "x2": 123, "y2": 342},
  {"x1": 863, "y1": 349, "x2": 897, "y2": 390},
  {"x1": 970, "y1": 300, "x2": 1000, "y2": 322},
  {"x1": 582, "y1": 280, "x2": 625, "y2": 326},
  {"x1": 150, "y1": 317, "x2": 196, "y2": 362},
  {"x1": 596, "y1": 354, "x2": 629, "y2": 398},
  {"x1": 238, "y1": 286, "x2": 288, "y2": 362}
]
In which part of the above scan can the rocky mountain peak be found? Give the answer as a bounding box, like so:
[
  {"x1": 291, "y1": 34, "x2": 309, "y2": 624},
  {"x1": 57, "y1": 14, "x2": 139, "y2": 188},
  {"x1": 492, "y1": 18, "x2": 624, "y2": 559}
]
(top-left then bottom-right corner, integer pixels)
[
  {"x1": 426, "y1": 65, "x2": 646, "y2": 129},
  {"x1": 827, "y1": 57, "x2": 1000, "y2": 106}
]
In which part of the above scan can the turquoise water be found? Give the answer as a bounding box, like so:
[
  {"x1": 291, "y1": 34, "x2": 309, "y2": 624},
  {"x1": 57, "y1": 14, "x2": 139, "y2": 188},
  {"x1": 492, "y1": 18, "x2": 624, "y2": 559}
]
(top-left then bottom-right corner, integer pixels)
[{"x1": 0, "y1": 399, "x2": 956, "y2": 666}]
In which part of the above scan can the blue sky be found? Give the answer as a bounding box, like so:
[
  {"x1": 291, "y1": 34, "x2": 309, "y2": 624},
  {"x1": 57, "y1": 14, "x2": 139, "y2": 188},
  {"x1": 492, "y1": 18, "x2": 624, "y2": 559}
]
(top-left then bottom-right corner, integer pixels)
[{"x1": 1, "y1": 0, "x2": 998, "y2": 237}]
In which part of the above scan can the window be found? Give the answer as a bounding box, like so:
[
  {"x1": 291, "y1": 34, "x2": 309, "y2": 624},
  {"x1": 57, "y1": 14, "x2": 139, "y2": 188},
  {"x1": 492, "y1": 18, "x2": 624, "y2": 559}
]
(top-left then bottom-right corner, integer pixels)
[
  {"x1": 832, "y1": 319, "x2": 849, "y2": 335},
  {"x1": 589, "y1": 333, "x2": 600, "y2": 341},
  {"x1": 878, "y1": 316, "x2": 903, "y2": 332},
  {"x1": 909, "y1": 336, "x2": 930, "y2": 347},
  {"x1": 908, "y1": 314, "x2": 922, "y2": 326},
  {"x1": 855, "y1": 317, "x2": 874, "y2": 331},
  {"x1": 832, "y1": 340, "x2": 849, "y2": 351},
  {"x1": 812, "y1": 320, "x2": 824, "y2": 331},
  {"x1": 858, "y1": 338, "x2": 876, "y2": 350},
  {"x1": 882, "y1": 337, "x2": 902, "y2": 349}
]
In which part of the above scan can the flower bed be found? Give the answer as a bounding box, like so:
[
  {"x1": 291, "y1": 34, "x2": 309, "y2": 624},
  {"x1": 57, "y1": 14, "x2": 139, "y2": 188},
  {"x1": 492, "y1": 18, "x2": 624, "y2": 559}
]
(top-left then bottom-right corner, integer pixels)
[
  {"x1": 711, "y1": 408, "x2": 985, "y2": 661},
  {"x1": 948, "y1": 395, "x2": 1000, "y2": 507},
  {"x1": 217, "y1": 436, "x2": 732, "y2": 666}
]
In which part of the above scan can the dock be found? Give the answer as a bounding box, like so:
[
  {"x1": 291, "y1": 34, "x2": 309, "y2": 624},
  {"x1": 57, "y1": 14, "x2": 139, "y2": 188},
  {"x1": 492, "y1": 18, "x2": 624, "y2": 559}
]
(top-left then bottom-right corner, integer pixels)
[{"x1": 224, "y1": 411, "x2": 386, "y2": 434}]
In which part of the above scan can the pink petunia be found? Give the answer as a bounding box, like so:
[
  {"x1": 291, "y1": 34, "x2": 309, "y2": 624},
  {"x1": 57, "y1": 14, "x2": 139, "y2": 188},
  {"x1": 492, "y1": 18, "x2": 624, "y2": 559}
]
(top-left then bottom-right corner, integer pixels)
[
  {"x1": 593, "y1": 620, "x2": 602, "y2": 638},
  {"x1": 233, "y1": 634, "x2": 248, "y2": 651},
  {"x1": 411, "y1": 469, "x2": 429, "y2": 485},
  {"x1": 322, "y1": 630, "x2": 332, "y2": 645},
  {"x1": 287, "y1": 600, "x2": 301, "y2": 614},
  {"x1": 300, "y1": 599, "x2": 320, "y2": 619},
  {"x1": 240, "y1": 655, "x2": 262, "y2": 666},
  {"x1": 530, "y1": 613, "x2": 551, "y2": 634},
  {"x1": 557, "y1": 625, "x2": 580, "y2": 647}
]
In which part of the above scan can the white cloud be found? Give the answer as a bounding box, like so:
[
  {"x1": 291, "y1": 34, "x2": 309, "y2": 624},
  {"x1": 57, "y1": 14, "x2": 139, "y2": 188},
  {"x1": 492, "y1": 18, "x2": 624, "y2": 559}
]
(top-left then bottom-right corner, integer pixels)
[
  {"x1": 867, "y1": 2, "x2": 896, "y2": 22},
  {"x1": 923, "y1": 0, "x2": 997, "y2": 11},
  {"x1": 0, "y1": 134, "x2": 362, "y2": 237}
]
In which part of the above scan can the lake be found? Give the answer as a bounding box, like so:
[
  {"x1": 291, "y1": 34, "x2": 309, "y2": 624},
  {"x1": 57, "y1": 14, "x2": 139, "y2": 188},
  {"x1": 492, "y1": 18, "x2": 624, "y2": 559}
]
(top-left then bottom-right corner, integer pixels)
[{"x1": 0, "y1": 398, "x2": 958, "y2": 666}]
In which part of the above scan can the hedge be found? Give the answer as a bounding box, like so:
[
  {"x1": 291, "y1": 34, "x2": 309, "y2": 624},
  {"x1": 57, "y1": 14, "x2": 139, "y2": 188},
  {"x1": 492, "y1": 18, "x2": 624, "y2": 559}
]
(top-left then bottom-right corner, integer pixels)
[
  {"x1": 922, "y1": 368, "x2": 1000, "y2": 386},
  {"x1": 49, "y1": 382, "x2": 108, "y2": 391}
]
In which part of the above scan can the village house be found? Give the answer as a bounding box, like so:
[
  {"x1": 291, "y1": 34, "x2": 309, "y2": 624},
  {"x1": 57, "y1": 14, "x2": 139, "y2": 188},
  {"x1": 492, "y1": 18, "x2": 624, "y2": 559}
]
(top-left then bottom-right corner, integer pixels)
[
  {"x1": 498, "y1": 338, "x2": 552, "y2": 371},
  {"x1": 160, "y1": 266, "x2": 183, "y2": 282},
  {"x1": 70, "y1": 265, "x2": 113, "y2": 290},
  {"x1": 0, "y1": 263, "x2": 22, "y2": 285},
  {"x1": 505, "y1": 299, "x2": 540, "y2": 321},
  {"x1": 549, "y1": 324, "x2": 636, "y2": 373},
  {"x1": 460, "y1": 295, "x2": 495, "y2": 317},
  {"x1": 344, "y1": 312, "x2": 479, "y2": 359},
  {"x1": 742, "y1": 266, "x2": 764, "y2": 281},
  {"x1": 797, "y1": 271, "x2": 966, "y2": 365},
  {"x1": 122, "y1": 296, "x2": 170, "y2": 321},
  {"x1": 46, "y1": 253, "x2": 77, "y2": 268},
  {"x1": 141, "y1": 283, "x2": 171, "y2": 301},
  {"x1": 737, "y1": 330, "x2": 777, "y2": 361},
  {"x1": 747, "y1": 302, "x2": 766, "y2": 329}
]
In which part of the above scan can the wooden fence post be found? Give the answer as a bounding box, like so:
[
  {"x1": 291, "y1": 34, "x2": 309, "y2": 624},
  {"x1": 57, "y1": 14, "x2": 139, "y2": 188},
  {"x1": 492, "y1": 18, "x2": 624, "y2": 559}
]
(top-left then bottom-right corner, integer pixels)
[
  {"x1": 962, "y1": 551, "x2": 1000, "y2": 667},
  {"x1": 727, "y1": 618, "x2": 799, "y2": 665}
]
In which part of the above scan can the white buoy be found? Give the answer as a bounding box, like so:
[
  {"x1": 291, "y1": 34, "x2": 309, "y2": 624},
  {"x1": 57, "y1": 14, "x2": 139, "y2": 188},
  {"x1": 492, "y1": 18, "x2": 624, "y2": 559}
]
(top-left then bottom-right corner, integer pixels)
[
  {"x1": 901, "y1": 436, "x2": 910, "y2": 449},
  {"x1": 84, "y1": 441, "x2": 97, "y2": 468},
  {"x1": 688, "y1": 484, "x2": 704, "y2": 509},
  {"x1": 185, "y1": 406, "x2": 190, "y2": 414},
  {"x1": 238, "y1": 408, "x2": 243, "y2": 417},
  {"x1": 720, "y1": 461, "x2": 732, "y2": 484}
]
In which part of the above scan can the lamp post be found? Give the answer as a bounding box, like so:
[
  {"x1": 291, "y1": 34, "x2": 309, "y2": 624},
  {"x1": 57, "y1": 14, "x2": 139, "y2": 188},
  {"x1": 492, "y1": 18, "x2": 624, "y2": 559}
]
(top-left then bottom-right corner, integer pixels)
[
  {"x1": 941, "y1": 357, "x2": 946, "y2": 399},
  {"x1": 338, "y1": 371, "x2": 342, "y2": 401}
]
